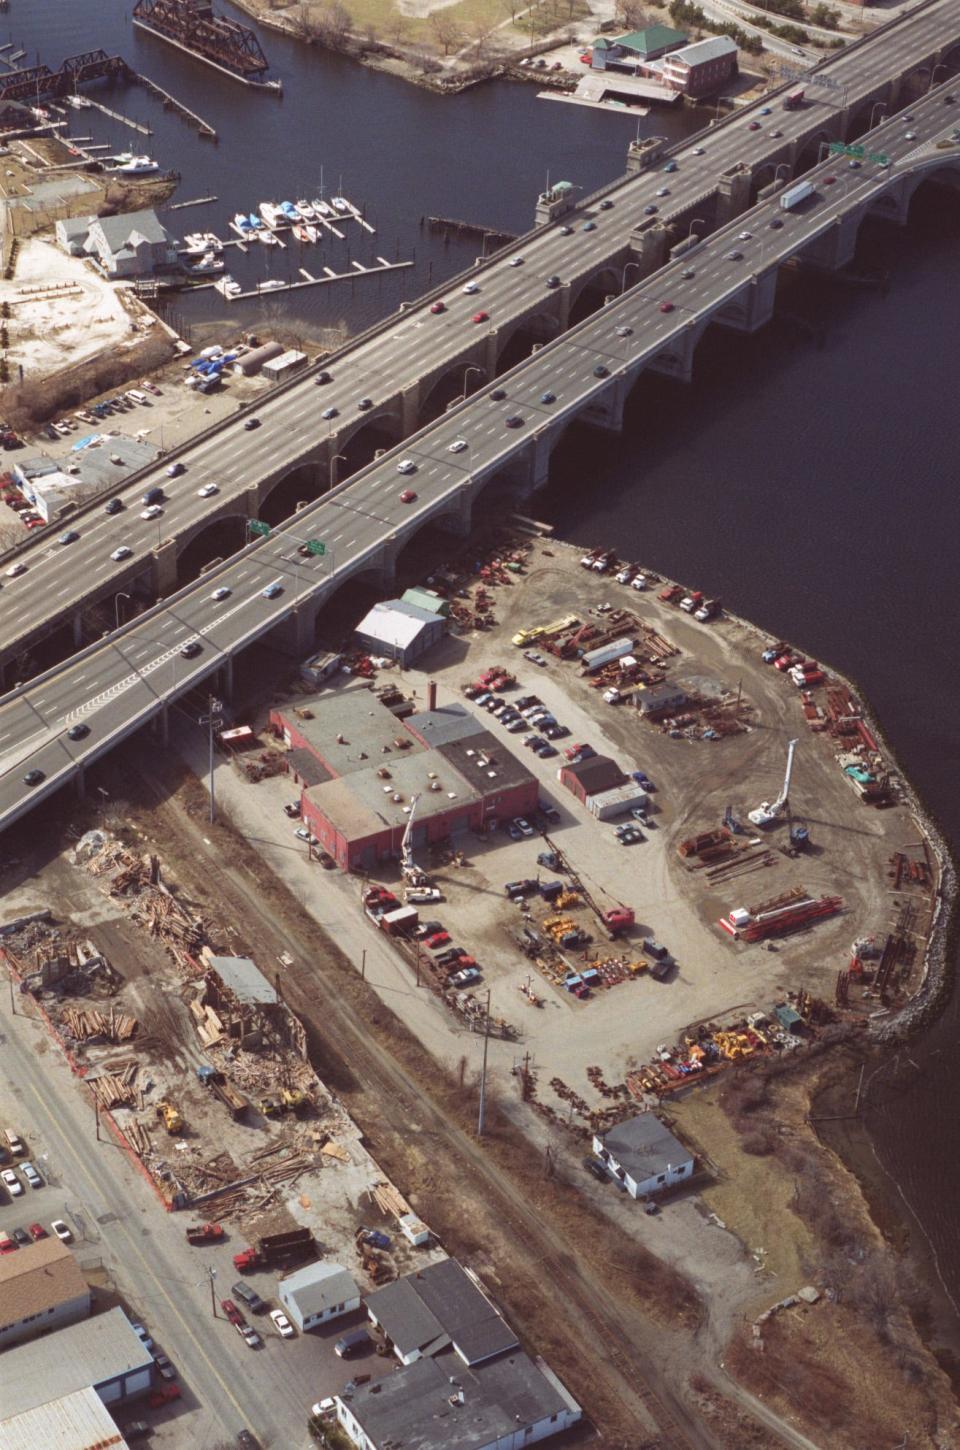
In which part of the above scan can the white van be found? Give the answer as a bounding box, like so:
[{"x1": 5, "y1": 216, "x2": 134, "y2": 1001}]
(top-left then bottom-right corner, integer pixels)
[{"x1": 4, "y1": 1128, "x2": 25, "y2": 1155}]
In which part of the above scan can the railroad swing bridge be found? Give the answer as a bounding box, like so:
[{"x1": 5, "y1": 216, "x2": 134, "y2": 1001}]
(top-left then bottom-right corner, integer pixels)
[
  {"x1": 0, "y1": 50, "x2": 131, "y2": 105},
  {"x1": 131, "y1": 0, "x2": 273, "y2": 83}
]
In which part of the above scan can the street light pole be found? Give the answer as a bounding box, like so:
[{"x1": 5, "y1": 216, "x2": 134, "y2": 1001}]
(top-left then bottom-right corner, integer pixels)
[
  {"x1": 208, "y1": 1265, "x2": 218, "y2": 1317},
  {"x1": 199, "y1": 695, "x2": 222, "y2": 824},
  {"x1": 620, "y1": 262, "x2": 641, "y2": 293},
  {"x1": 114, "y1": 592, "x2": 131, "y2": 631},
  {"x1": 329, "y1": 453, "x2": 348, "y2": 490},
  {"x1": 463, "y1": 365, "x2": 485, "y2": 394},
  {"x1": 477, "y1": 988, "x2": 492, "y2": 1138}
]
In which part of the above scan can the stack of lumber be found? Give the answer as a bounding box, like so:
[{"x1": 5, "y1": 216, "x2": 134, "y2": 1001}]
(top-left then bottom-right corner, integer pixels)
[
  {"x1": 370, "y1": 1181, "x2": 412, "y2": 1219},
  {"x1": 88, "y1": 1063, "x2": 139, "y2": 1108},
  {"x1": 63, "y1": 1006, "x2": 138, "y2": 1042}
]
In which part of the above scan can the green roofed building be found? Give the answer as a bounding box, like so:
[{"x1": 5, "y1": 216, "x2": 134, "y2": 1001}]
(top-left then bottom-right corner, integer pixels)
[{"x1": 589, "y1": 23, "x2": 687, "y2": 70}]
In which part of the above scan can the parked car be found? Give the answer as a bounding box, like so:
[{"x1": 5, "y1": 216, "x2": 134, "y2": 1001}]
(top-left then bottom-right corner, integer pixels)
[
  {"x1": 1, "y1": 1168, "x2": 22, "y2": 1196},
  {"x1": 20, "y1": 1162, "x2": 41, "y2": 1188},
  {"x1": 335, "y1": 1328, "x2": 371, "y2": 1358},
  {"x1": 50, "y1": 1219, "x2": 72, "y2": 1241},
  {"x1": 232, "y1": 1281, "x2": 267, "y2": 1313}
]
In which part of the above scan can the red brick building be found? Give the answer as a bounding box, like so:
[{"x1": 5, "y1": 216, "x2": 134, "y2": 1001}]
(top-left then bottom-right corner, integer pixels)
[{"x1": 270, "y1": 688, "x2": 538, "y2": 872}]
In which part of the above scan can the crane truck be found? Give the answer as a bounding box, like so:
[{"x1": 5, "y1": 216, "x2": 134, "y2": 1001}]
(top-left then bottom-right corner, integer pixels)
[
  {"x1": 400, "y1": 793, "x2": 428, "y2": 887},
  {"x1": 748, "y1": 739, "x2": 798, "y2": 827}
]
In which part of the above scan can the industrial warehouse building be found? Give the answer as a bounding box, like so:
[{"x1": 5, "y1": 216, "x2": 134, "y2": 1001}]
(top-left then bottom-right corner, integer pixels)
[
  {"x1": 354, "y1": 598, "x2": 446, "y2": 668},
  {"x1": 0, "y1": 1386, "x2": 133, "y2": 1450},
  {"x1": 0, "y1": 1236, "x2": 91, "y2": 1350},
  {"x1": 270, "y1": 686, "x2": 538, "y2": 871},
  {"x1": 0, "y1": 1307, "x2": 155, "y2": 1416},
  {"x1": 593, "y1": 1114, "x2": 694, "y2": 1200},
  {"x1": 344, "y1": 1259, "x2": 581, "y2": 1450}
]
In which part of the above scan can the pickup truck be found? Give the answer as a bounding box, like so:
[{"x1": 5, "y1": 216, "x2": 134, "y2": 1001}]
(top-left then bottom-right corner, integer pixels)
[
  {"x1": 658, "y1": 584, "x2": 683, "y2": 603},
  {"x1": 679, "y1": 591, "x2": 703, "y2": 614}
]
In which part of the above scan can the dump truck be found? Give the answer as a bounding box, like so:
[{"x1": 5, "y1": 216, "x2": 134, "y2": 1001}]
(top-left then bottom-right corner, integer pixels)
[
  {"x1": 186, "y1": 1222, "x2": 225, "y2": 1245},
  {"x1": 511, "y1": 613, "x2": 578, "y2": 648},
  {"x1": 233, "y1": 1227, "x2": 315, "y2": 1273},
  {"x1": 196, "y1": 1065, "x2": 250, "y2": 1121},
  {"x1": 155, "y1": 1100, "x2": 184, "y2": 1135}
]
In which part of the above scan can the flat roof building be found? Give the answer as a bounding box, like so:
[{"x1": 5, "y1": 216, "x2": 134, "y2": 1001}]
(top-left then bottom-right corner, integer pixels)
[
  {"x1": 355, "y1": 599, "x2": 446, "y2": 668},
  {"x1": 0, "y1": 1237, "x2": 91, "y2": 1351},
  {"x1": 0, "y1": 1307, "x2": 155, "y2": 1417},
  {"x1": 337, "y1": 1348, "x2": 581, "y2": 1450}
]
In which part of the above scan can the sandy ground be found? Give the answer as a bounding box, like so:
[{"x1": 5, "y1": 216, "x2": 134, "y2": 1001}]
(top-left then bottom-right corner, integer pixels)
[{"x1": 1, "y1": 241, "x2": 158, "y2": 382}]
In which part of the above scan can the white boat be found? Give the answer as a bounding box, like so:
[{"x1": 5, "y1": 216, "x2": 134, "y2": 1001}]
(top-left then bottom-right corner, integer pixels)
[
  {"x1": 312, "y1": 198, "x2": 332, "y2": 218},
  {"x1": 260, "y1": 229, "x2": 278, "y2": 246},
  {"x1": 115, "y1": 155, "x2": 159, "y2": 175},
  {"x1": 202, "y1": 232, "x2": 223, "y2": 252},
  {"x1": 183, "y1": 232, "x2": 207, "y2": 253},
  {"x1": 190, "y1": 252, "x2": 225, "y2": 275},
  {"x1": 233, "y1": 212, "x2": 254, "y2": 233},
  {"x1": 225, "y1": 279, "x2": 241, "y2": 296},
  {"x1": 295, "y1": 198, "x2": 317, "y2": 221},
  {"x1": 332, "y1": 196, "x2": 349, "y2": 212},
  {"x1": 279, "y1": 201, "x2": 302, "y2": 223},
  {"x1": 259, "y1": 278, "x2": 286, "y2": 292},
  {"x1": 292, "y1": 223, "x2": 309, "y2": 243},
  {"x1": 303, "y1": 222, "x2": 319, "y2": 243},
  {"x1": 259, "y1": 201, "x2": 282, "y2": 227}
]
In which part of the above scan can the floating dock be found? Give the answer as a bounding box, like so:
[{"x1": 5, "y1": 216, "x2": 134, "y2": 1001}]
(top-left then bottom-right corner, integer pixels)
[
  {"x1": 134, "y1": 70, "x2": 217, "y2": 138},
  {"x1": 212, "y1": 256, "x2": 413, "y2": 300}
]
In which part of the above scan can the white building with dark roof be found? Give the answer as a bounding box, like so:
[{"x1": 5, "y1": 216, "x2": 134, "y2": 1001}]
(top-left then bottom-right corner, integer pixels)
[
  {"x1": 593, "y1": 1113, "x2": 694, "y2": 1199},
  {"x1": 278, "y1": 1261, "x2": 359, "y2": 1331},
  {"x1": 365, "y1": 1257, "x2": 518, "y2": 1368}
]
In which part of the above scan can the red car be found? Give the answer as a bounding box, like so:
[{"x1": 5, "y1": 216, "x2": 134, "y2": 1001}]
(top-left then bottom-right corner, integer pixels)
[
  {"x1": 430, "y1": 301, "x2": 446, "y2": 314},
  {"x1": 659, "y1": 302, "x2": 674, "y2": 313},
  {"x1": 748, "y1": 121, "x2": 760, "y2": 130},
  {"x1": 148, "y1": 1384, "x2": 181, "y2": 1409},
  {"x1": 0, "y1": 1235, "x2": 17, "y2": 1254},
  {"x1": 472, "y1": 311, "x2": 489, "y2": 323},
  {"x1": 427, "y1": 931, "x2": 451, "y2": 949},
  {"x1": 400, "y1": 489, "x2": 417, "y2": 503},
  {"x1": 563, "y1": 742, "x2": 589, "y2": 761},
  {"x1": 28, "y1": 1223, "x2": 47, "y2": 1240},
  {"x1": 220, "y1": 1298, "x2": 243, "y2": 1325}
]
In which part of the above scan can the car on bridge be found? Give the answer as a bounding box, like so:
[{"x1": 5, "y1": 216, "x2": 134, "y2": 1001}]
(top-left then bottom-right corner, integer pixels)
[
  {"x1": 593, "y1": 365, "x2": 609, "y2": 378},
  {"x1": 104, "y1": 497, "x2": 124, "y2": 515},
  {"x1": 643, "y1": 205, "x2": 657, "y2": 215},
  {"x1": 656, "y1": 186, "x2": 670, "y2": 197},
  {"x1": 167, "y1": 462, "x2": 185, "y2": 477},
  {"x1": 616, "y1": 325, "x2": 632, "y2": 337},
  {"x1": 545, "y1": 275, "x2": 560, "y2": 289},
  {"x1": 430, "y1": 301, "x2": 446, "y2": 313},
  {"x1": 509, "y1": 256, "x2": 524, "y2": 267},
  {"x1": 180, "y1": 641, "x2": 202, "y2": 659},
  {"x1": 659, "y1": 303, "x2": 674, "y2": 314},
  {"x1": 198, "y1": 484, "x2": 218, "y2": 497},
  {"x1": 448, "y1": 439, "x2": 467, "y2": 453},
  {"x1": 141, "y1": 505, "x2": 162, "y2": 520},
  {"x1": 315, "y1": 370, "x2": 333, "y2": 384},
  {"x1": 23, "y1": 769, "x2": 44, "y2": 787},
  {"x1": 5, "y1": 562, "x2": 25, "y2": 578},
  {"x1": 110, "y1": 546, "x2": 132, "y2": 561},
  {"x1": 472, "y1": 311, "x2": 489, "y2": 323},
  {"x1": 67, "y1": 723, "x2": 89, "y2": 741},
  {"x1": 322, "y1": 406, "x2": 338, "y2": 420},
  {"x1": 725, "y1": 251, "x2": 743, "y2": 262},
  {"x1": 262, "y1": 582, "x2": 283, "y2": 599},
  {"x1": 462, "y1": 282, "x2": 479, "y2": 294},
  {"x1": 540, "y1": 391, "x2": 556, "y2": 404},
  {"x1": 211, "y1": 586, "x2": 231, "y2": 601},
  {"x1": 397, "y1": 459, "x2": 416, "y2": 474},
  {"x1": 582, "y1": 221, "x2": 596, "y2": 232},
  {"x1": 505, "y1": 414, "x2": 524, "y2": 428},
  {"x1": 357, "y1": 397, "x2": 373, "y2": 410},
  {"x1": 490, "y1": 387, "x2": 506, "y2": 400},
  {"x1": 58, "y1": 530, "x2": 79, "y2": 546},
  {"x1": 243, "y1": 418, "x2": 261, "y2": 431},
  {"x1": 663, "y1": 160, "x2": 677, "y2": 172},
  {"x1": 400, "y1": 489, "x2": 417, "y2": 503},
  {"x1": 559, "y1": 224, "x2": 573, "y2": 235},
  {"x1": 599, "y1": 199, "x2": 613, "y2": 210},
  {"x1": 769, "y1": 218, "x2": 784, "y2": 230}
]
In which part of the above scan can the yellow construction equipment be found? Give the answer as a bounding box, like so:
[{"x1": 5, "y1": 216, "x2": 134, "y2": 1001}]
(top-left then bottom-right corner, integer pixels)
[
  {"x1": 281, "y1": 1088, "x2": 307, "y2": 1113},
  {"x1": 155, "y1": 1099, "x2": 184, "y2": 1134}
]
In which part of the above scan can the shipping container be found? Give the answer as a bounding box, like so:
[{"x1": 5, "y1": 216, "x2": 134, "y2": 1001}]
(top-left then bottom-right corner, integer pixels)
[
  {"x1": 580, "y1": 636, "x2": 635, "y2": 673},
  {"x1": 587, "y1": 783, "x2": 649, "y2": 820}
]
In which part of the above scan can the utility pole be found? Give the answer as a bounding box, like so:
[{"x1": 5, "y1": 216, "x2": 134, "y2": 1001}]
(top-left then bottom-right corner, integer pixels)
[
  {"x1": 360, "y1": 949, "x2": 366, "y2": 981},
  {"x1": 208, "y1": 1265, "x2": 218, "y2": 1317},
  {"x1": 94, "y1": 1099, "x2": 101, "y2": 1142},
  {"x1": 199, "y1": 696, "x2": 223, "y2": 824},
  {"x1": 477, "y1": 989, "x2": 492, "y2": 1139}
]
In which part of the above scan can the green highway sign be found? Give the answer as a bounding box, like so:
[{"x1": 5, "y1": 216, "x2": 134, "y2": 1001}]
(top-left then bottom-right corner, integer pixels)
[
  {"x1": 248, "y1": 520, "x2": 271, "y2": 538},
  {"x1": 829, "y1": 141, "x2": 889, "y2": 165},
  {"x1": 306, "y1": 539, "x2": 326, "y2": 557}
]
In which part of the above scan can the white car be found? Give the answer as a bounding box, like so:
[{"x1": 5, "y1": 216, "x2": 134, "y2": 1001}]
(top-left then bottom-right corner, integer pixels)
[
  {"x1": 211, "y1": 586, "x2": 231, "y2": 601},
  {"x1": 396, "y1": 459, "x2": 416, "y2": 475},
  {"x1": 656, "y1": 187, "x2": 670, "y2": 197},
  {"x1": 509, "y1": 256, "x2": 524, "y2": 267},
  {"x1": 1, "y1": 1168, "x2": 23, "y2": 1196},
  {"x1": 141, "y1": 504, "x2": 162, "y2": 520},
  {"x1": 50, "y1": 1218, "x2": 72, "y2": 1242},
  {"x1": 691, "y1": 146, "x2": 705, "y2": 156},
  {"x1": 110, "y1": 546, "x2": 132, "y2": 561},
  {"x1": 513, "y1": 817, "x2": 534, "y2": 838},
  {"x1": 462, "y1": 281, "x2": 479, "y2": 294},
  {"x1": 738, "y1": 230, "x2": 753, "y2": 241},
  {"x1": 270, "y1": 1309, "x2": 295, "y2": 1338},
  {"x1": 448, "y1": 439, "x2": 467, "y2": 453},
  {"x1": 5, "y1": 562, "x2": 26, "y2": 578},
  {"x1": 198, "y1": 483, "x2": 218, "y2": 497},
  {"x1": 631, "y1": 574, "x2": 647, "y2": 591},
  {"x1": 312, "y1": 1398, "x2": 336, "y2": 1422}
]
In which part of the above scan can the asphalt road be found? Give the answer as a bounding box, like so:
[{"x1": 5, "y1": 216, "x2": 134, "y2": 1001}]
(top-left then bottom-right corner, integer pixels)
[
  {"x1": 0, "y1": 992, "x2": 337, "y2": 1447},
  {"x1": 0, "y1": 0, "x2": 953, "y2": 667},
  {"x1": 0, "y1": 86, "x2": 956, "y2": 829}
]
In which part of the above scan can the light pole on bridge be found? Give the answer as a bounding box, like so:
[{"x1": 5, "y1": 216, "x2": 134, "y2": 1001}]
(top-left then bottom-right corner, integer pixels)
[{"x1": 329, "y1": 453, "x2": 348, "y2": 489}]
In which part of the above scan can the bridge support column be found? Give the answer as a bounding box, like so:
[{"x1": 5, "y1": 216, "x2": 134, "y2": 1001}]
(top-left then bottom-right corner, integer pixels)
[
  {"x1": 220, "y1": 655, "x2": 234, "y2": 699},
  {"x1": 73, "y1": 614, "x2": 83, "y2": 648},
  {"x1": 714, "y1": 268, "x2": 779, "y2": 333},
  {"x1": 402, "y1": 381, "x2": 421, "y2": 436},
  {"x1": 715, "y1": 166, "x2": 752, "y2": 228},
  {"x1": 627, "y1": 224, "x2": 668, "y2": 281},
  {"x1": 867, "y1": 180, "x2": 912, "y2": 228},
  {"x1": 799, "y1": 206, "x2": 867, "y2": 270},
  {"x1": 267, "y1": 606, "x2": 316, "y2": 661},
  {"x1": 646, "y1": 320, "x2": 705, "y2": 384},
  {"x1": 578, "y1": 377, "x2": 626, "y2": 434},
  {"x1": 74, "y1": 764, "x2": 85, "y2": 799},
  {"x1": 151, "y1": 540, "x2": 179, "y2": 596},
  {"x1": 155, "y1": 705, "x2": 169, "y2": 747},
  {"x1": 530, "y1": 432, "x2": 554, "y2": 493}
]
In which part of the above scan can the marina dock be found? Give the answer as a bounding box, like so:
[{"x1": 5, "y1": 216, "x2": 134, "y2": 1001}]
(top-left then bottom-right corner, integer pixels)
[
  {"x1": 133, "y1": 71, "x2": 217, "y2": 139},
  {"x1": 85, "y1": 98, "x2": 152, "y2": 135},
  {"x1": 212, "y1": 256, "x2": 412, "y2": 300}
]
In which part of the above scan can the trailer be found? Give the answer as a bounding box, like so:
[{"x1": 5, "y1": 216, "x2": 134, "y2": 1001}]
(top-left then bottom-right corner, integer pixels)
[{"x1": 233, "y1": 1227, "x2": 315, "y2": 1272}]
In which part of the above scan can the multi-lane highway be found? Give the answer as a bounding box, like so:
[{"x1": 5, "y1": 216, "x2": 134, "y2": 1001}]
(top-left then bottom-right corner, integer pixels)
[
  {"x1": 0, "y1": 0, "x2": 955, "y2": 670},
  {"x1": 0, "y1": 83, "x2": 956, "y2": 829}
]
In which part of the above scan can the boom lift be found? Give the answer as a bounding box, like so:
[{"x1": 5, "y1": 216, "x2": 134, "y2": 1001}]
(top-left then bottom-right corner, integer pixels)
[
  {"x1": 400, "y1": 793, "x2": 428, "y2": 885},
  {"x1": 748, "y1": 738, "x2": 798, "y2": 827}
]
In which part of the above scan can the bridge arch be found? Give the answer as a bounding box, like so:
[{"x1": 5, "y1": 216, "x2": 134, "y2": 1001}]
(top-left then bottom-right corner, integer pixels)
[
  {"x1": 794, "y1": 128, "x2": 835, "y2": 173},
  {"x1": 495, "y1": 310, "x2": 564, "y2": 373},
  {"x1": 335, "y1": 411, "x2": 403, "y2": 474},
  {"x1": 417, "y1": 358, "x2": 488, "y2": 426},
  {"x1": 567, "y1": 268, "x2": 623, "y2": 326},
  {"x1": 260, "y1": 460, "x2": 325, "y2": 523},
  {"x1": 174, "y1": 513, "x2": 249, "y2": 584}
]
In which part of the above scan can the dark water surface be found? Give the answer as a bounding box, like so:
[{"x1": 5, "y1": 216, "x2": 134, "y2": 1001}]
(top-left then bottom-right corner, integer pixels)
[{"x1": 18, "y1": 0, "x2": 960, "y2": 1340}]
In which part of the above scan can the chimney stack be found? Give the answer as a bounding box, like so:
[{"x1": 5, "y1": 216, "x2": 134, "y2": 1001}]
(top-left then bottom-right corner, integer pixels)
[{"x1": 427, "y1": 680, "x2": 437, "y2": 712}]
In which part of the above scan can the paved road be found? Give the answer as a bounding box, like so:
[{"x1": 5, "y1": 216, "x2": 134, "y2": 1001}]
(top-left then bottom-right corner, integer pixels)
[
  {"x1": 0, "y1": 88, "x2": 956, "y2": 829},
  {"x1": 0, "y1": 0, "x2": 953, "y2": 666},
  {"x1": 0, "y1": 990, "x2": 331, "y2": 1447}
]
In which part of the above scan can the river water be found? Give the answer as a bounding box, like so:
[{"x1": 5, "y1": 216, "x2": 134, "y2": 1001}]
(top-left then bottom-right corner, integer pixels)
[{"x1": 16, "y1": 0, "x2": 960, "y2": 1352}]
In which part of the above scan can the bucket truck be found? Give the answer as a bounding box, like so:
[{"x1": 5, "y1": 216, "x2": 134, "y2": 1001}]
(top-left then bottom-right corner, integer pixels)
[
  {"x1": 748, "y1": 739, "x2": 798, "y2": 827},
  {"x1": 400, "y1": 794, "x2": 428, "y2": 886}
]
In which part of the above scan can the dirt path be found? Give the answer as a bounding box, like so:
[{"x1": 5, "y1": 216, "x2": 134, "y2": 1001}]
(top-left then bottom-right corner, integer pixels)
[{"x1": 131, "y1": 757, "x2": 719, "y2": 1450}]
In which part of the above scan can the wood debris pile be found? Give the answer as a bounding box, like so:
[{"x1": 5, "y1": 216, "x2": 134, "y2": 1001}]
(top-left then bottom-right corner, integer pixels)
[
  {"x1": 80, "y1": 838, "x2": 205, "y2": 957},
  {"x1": 63, "y1": 1006, "x2": 138, "y2": 1042},
  {"x1": 88, "y1": 1061, "x2": 140, "y2": 1109},
  {"x1": 132, "y1": 891, "x2": 204, "y2": 952},
  {"x1": 370, "y1": 1181, "x2": 412, "y2": 1219}
]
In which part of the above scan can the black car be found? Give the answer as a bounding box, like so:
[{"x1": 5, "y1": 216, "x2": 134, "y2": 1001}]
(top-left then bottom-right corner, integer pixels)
[
  {"x1": 12, "y1": 1226, "x2": 29, "y2": 1246},
  {"x1": 593, "y1": 364, "x2": 609, "y2": 378},
  {"x1": 314, "y1": 370, "x2": 333, "y2": 384},
  {"x1": 232, "y1": 1281, "x2": 267, "y2": 1313},
  {"x1": 180, "y1": 641, "x2": 202, "y2": 659},
  {"x1": 545, "y1": 275, "x2": 560, "y2": 289},
  {"x1": 769, "y1": 218, "x2": 784, "y2": 230},
  {"x1": 243, "y1": 417, "x2": 261, "y2": 431},
  {"x1": 505, "y1": 414, "x2": 524, "y2": 429},
  {"x1": 237, "y1": 1434, "x2": 261, "y2": 1450},
  {"x1": 583, "y1": 1157, "x2": 608, "y2": 1182},
  {"x1": 599, "y1": 198, "x2": 614, "y2": 210},
  {"x1": 67, "y1": 723, "x2": 89, "y2": 741},
  {"x1": 104, "y1": 497, "x2": 124, "y2": 515},
  {"x1": 489, "y1": 387, "x2": 506, "y2": 401},
  {"x1": 357, "y1": 397, "x2": 373, "y2": 411},
  {"x1": 23, "y1": 769, "x2": 44, "y2": 787}
]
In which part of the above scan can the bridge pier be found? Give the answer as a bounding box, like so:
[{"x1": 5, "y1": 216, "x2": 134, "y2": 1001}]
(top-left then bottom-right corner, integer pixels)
[
  {"x1": 715, "y1": 165, "x2": 752, "y2": 228},
  {"x1": 713, "y1": 268, "x2": 779, "y2": 334},
  {"x1": 578, "y1": 377, "x2": 626, "y2": 434},
  {"x1": 73, "y1": 614, "x2": 83, "y2": 648},
  {"x1": 646, "y1": 318, "x2": 708, "y2": 384},
  {"x1": 798, "y1": 206, "x2": 867, "y2": 270},
  {"x1": 627, "y1": 222, "x2": 668, "y2": 281},
  {"x1": 151, "y1": 539, "x2": 179, "y2": 595}
]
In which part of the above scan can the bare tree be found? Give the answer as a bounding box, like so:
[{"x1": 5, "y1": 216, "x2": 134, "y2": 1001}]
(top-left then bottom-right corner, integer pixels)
[
  {"x1": 501, "y1": 0, "x2": 522, "y2": 23},
  {"x1": 470, "y1": 20, "x2": 498, "y2": 57},
  {"x1": 430, "y1": 11, "x2": 464, "y2": 53},
  {"x1": 316, "y1": 0, "x2": 353, "y2": 49},
  {"x1": 387, "y1": 10, "x2": 409, "y2": 43}
]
